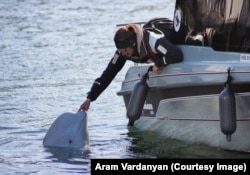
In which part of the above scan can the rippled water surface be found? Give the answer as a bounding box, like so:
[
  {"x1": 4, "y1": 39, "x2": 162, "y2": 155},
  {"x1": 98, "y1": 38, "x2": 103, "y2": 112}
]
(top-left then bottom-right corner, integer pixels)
[{"x1": 1, "y1": 0, "x2": 250, "y2": 174}]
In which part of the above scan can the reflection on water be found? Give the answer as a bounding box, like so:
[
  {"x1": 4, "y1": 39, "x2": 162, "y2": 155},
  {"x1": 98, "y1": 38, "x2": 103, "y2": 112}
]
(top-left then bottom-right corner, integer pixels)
[
  {"x1": 127, "y1": 127, "x2": 250, "y2": 159},
  {"x1": 42, "y1": 147, "x2": 90, "y2": 174},
  {"x1": 44, "y1": 147, "x2": 90, "y2": 164}
]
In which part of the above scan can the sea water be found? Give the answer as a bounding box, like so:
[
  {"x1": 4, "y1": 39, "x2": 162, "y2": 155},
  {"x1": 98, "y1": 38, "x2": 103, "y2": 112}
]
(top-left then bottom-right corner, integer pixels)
[{"x1": 1, "y1": 0, "x2": 250, "y2": 174}]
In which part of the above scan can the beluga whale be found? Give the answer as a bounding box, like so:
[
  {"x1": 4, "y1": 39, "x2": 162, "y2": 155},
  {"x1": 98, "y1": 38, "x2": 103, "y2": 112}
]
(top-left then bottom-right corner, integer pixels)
[{"x1": 43, "y1": 111, "x2": 89, "y2": 148}]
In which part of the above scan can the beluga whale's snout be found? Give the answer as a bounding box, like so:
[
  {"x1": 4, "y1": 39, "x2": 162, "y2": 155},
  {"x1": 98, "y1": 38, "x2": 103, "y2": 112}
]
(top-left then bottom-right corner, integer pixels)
[{"x1": 43, "y1": 111, "x2": 89, "y2": 148}]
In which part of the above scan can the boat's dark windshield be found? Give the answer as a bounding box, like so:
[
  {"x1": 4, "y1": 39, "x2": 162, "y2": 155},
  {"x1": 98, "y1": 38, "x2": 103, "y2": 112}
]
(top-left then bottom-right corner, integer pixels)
[{"x1": 172, "y1": 0, "x2": 250, "y2": 53}]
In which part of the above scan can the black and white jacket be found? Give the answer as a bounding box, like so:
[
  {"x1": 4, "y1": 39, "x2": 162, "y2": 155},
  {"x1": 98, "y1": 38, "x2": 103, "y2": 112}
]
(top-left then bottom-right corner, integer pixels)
[{"x1": 87, "y1": 24, "x2": 183, "y2": 101}]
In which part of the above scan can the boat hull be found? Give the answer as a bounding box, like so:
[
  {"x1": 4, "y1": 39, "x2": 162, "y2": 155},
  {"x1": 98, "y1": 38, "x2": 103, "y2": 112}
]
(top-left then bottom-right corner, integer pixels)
[
  {"x1": 134, "y1": 93, "x2": 250, "y2": 152},
  {"x1": 135, "y1": 118, "x2": 250, "y2": 152}
]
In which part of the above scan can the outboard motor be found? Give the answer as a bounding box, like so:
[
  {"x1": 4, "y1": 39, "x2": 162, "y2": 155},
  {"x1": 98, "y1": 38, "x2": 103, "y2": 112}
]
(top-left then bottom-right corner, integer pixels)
[
  {"x1": 219, "y1": 68, "x2": 236, "y2": 142},
  {"x1": 127, "y1": 66, "x2": 152, "y2": 126}
]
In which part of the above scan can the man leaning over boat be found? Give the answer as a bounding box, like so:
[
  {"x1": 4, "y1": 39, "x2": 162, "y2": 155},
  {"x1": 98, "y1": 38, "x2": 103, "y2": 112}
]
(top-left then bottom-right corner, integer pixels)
[{"x1": 78, "y1": 18, "x2": 183, "y2": 111}]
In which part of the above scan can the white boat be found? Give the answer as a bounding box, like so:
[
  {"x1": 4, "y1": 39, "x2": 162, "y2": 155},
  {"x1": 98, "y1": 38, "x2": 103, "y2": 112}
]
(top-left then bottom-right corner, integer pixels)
[{"x1": 117, "y1": 0, "x2": 250, "y2": 152}]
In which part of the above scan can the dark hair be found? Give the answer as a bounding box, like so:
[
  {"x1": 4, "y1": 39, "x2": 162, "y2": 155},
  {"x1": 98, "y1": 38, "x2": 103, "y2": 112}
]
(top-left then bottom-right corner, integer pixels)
[{"x1": 114, "y1": 24, "x2": 137, "y2": 49}]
